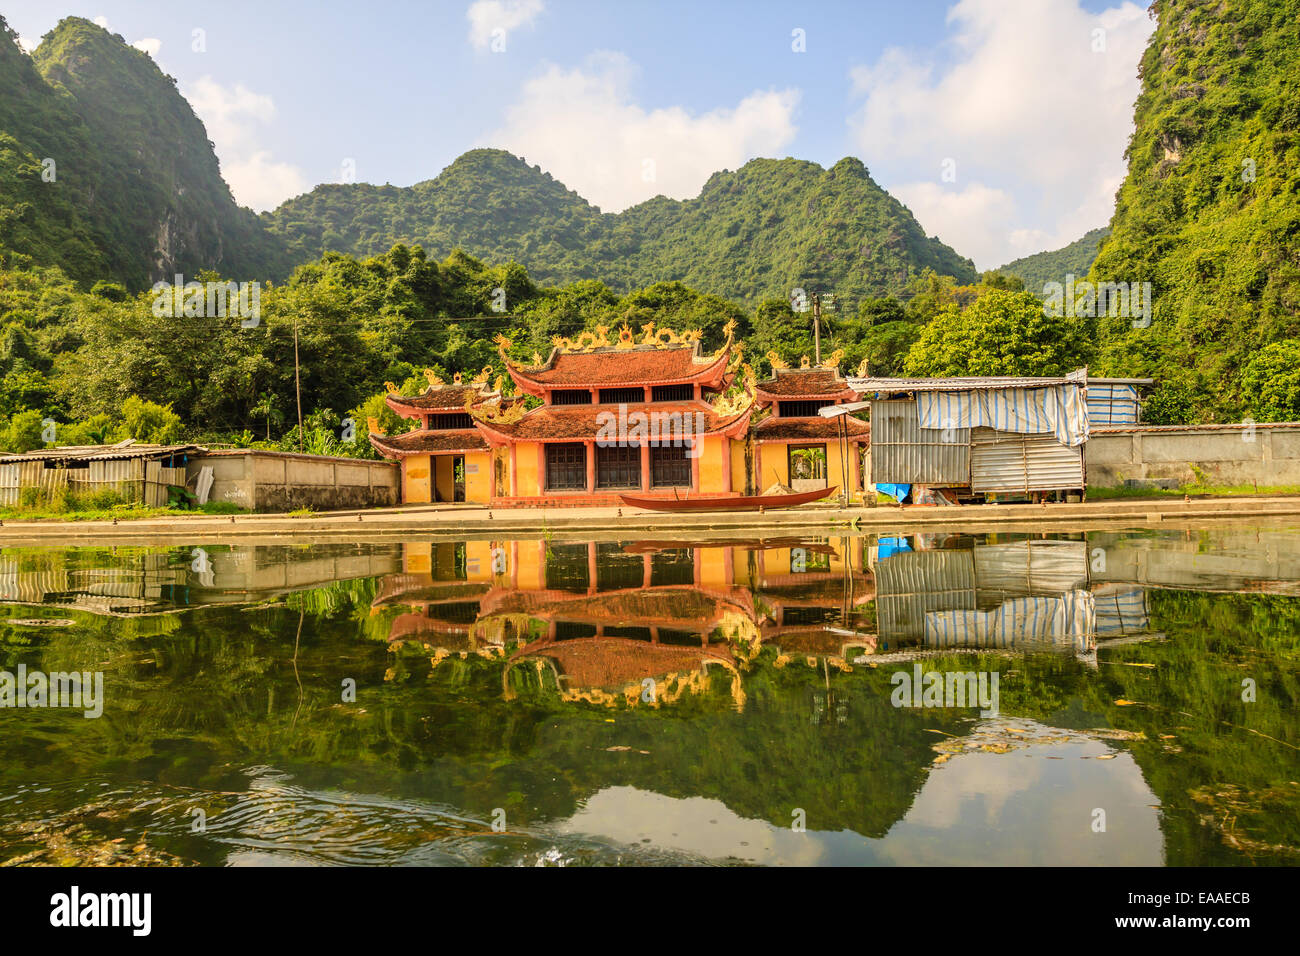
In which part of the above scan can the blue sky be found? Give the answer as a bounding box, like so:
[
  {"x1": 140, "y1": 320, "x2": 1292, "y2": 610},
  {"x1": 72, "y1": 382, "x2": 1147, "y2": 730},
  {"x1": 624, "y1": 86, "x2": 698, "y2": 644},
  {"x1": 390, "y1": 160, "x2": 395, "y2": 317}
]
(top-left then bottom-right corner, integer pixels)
[{"x1": 5, "y1": 0, "x2": 1155, "y2": 268}]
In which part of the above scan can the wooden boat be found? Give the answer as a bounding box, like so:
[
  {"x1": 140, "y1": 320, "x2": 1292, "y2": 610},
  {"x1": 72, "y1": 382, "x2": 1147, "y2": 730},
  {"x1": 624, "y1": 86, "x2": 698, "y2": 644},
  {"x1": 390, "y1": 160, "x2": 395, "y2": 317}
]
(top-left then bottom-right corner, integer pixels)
[{"x1": 618, "y1": 486, "x2": 838, "y2": 513}]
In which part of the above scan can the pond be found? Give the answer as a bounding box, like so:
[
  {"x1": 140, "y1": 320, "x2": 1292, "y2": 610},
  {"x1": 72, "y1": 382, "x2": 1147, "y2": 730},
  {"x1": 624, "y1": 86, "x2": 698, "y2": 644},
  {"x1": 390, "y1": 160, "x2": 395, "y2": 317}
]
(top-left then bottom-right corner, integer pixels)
[{"x1": 1, "y1": 527, "x2": 1297, "y2": 866}]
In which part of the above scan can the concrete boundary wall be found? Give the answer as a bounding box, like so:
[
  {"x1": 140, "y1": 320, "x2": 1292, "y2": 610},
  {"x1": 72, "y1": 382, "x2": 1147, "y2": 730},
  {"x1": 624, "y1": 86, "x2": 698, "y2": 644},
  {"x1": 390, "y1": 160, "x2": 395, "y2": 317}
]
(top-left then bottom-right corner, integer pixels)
[
  {"x1": 1087, "y1": 423, "x2": 1300, "y2": 488},
  {"x1": 188, "y1": 450, "x2": 399, "y2": 512}
]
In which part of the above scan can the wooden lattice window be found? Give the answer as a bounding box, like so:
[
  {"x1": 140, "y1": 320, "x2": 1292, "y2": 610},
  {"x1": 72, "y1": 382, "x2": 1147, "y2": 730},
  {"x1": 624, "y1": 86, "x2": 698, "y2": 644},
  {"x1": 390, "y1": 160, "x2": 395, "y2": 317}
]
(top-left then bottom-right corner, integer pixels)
[
  {"x1": 427, "y1": 412, "x2": 474, "y2": 430},
  {"x1": 551, "y1": 389, "x2": 592, "y2": 405},
  {"x1": 599, "y1": 387, "x2": 643, "y2": 404},
  {"x1": 650, "y1": 445, "x2": 691, "y2": 488},
  {"x1": 545, "y1": 443, "x2": 587, "y2": 491},
  {"x1": 596, "y1": 444, "x2": 640, "y2": 489},
  {"x1": 779, "y1": 400, "x2": 831, "y2": 417},
  {"x1": 652, "y1": 384, "x2": 694, "y2": 402}
]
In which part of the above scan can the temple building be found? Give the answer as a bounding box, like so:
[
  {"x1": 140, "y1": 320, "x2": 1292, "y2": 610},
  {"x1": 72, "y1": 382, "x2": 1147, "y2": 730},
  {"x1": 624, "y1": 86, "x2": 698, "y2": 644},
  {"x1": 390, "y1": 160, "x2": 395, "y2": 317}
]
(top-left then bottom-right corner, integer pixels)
[
  {"x1": 367, "y1": 323, "x2": 877, "y2": 507},
  {"x1": 368, "y1": 369, "x2": 504, "y2": 504},
  {"x1": 466, "y1": 323, "x2": 753, "y2": 505},
  {"x1": 751, "y1": 351, "x2": 869, "y2": 496}
]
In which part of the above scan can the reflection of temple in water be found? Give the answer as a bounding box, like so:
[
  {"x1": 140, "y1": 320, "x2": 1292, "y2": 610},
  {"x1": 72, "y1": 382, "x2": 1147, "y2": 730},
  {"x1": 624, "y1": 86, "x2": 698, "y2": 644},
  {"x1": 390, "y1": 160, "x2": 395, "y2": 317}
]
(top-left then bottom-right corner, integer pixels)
[{"x1": 370, "y1": 532, "x2": 1196, "y2": 706}]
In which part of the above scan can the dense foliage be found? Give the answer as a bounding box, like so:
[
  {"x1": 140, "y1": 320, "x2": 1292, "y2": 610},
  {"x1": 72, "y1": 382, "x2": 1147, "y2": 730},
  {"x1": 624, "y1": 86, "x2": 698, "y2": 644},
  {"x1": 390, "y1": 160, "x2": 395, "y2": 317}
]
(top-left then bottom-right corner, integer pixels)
[
  {"x1": 997, "y1": 226, "x2": 1110, "y2": 297},
  {"x1": 264, "y1": 150, "x2": 978, "y2": 305},
  {"x1": 0, "y1": 16, "x2": 293, "y2": 289},
  {"x1": 1091, "y1": 0, "x2": 1300, "y2": 422}
]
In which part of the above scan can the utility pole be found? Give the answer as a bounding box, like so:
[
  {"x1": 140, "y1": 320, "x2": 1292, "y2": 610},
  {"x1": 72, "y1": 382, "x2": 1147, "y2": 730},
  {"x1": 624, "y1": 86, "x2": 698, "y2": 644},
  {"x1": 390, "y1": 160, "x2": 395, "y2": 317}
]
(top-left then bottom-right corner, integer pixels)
[
  {"x1": 812, "y1": 293, "x2": 822, "y2": 365},
  {"x1": 293, "y1": 319, "x2": 303, "y2": 454}
]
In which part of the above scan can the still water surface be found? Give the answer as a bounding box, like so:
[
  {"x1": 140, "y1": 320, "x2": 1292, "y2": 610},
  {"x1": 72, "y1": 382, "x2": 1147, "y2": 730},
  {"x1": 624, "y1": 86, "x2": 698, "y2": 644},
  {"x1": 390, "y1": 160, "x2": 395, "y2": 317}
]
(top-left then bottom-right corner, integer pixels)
[{"x1": 1, "y1": 527, "x2": 1297, "y2": 866}]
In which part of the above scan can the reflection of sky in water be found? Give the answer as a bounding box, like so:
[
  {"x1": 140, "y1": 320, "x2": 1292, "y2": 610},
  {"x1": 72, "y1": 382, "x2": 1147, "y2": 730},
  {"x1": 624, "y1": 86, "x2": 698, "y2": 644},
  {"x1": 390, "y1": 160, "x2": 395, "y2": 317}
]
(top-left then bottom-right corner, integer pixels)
[{"x1": 560, "y1": 720, "x2": 1162, "y2": 866}]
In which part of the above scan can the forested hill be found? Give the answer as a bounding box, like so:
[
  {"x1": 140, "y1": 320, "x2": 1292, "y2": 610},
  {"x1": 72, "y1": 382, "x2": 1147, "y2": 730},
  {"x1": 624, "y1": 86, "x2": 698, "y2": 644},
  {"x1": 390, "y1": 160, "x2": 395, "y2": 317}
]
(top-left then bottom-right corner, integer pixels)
[
  {"x1": 263, "y1": 149, "x2": 978, "y2": 302},
  {"x1": 1091, "y1": 0, "x2": 1300, "y2": 422},
  {"x1": 997, "y1": 226, "x2": 1110, "y2": 296},
  {"x1": 0, "y1": 16, "x2": 293, "y2": 289}
]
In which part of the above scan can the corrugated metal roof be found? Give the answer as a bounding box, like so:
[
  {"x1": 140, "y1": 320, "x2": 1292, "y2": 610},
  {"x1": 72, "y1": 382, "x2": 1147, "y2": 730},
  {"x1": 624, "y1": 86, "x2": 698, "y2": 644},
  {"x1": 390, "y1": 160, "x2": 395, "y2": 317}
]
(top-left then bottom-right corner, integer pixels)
[
  {"x1": 0, "y1": 442, "x2": 203, "y2": 464},
  {"x1": 850, "y1": 373, "x2": 1085, "y2": 394}
]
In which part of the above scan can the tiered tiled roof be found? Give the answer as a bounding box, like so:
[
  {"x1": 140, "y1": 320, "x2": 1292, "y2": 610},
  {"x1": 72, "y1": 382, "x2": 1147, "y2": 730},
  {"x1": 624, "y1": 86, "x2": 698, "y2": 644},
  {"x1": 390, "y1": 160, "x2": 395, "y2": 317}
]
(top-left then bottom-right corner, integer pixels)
[
  {"x1": 509, "y1": 636, "x2": 738, "y2": 690},
  {"x1": 754, "y1": 364, "x2": 860, "y2": 403},
  {"x1": 368, "y1": 429, "x2": 488, "y2": 458},
  {"x1": 473, "y1": 400, "x2": 751, "y2": 443},
  {"x1": 498, "y1": 324, "x2": 736, "y2": 397},
  {"x1": 382, "y1": 367, "x2": 503, "y2": 420},
  {"x1": 756, "y1": 417, "x2": 870, "y2": 441}
]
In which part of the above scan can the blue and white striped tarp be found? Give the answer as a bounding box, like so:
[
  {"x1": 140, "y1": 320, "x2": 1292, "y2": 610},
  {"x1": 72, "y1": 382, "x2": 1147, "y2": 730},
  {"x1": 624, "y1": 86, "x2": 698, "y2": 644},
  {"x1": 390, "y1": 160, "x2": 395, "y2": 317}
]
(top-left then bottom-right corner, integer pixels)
[
  {"x1": 1086, "y1": 383, "x2": 1141, "y2": 425},
  {"x1": 1093, "y1": 586, "x2": 1150, "y2": 636},
  {"x1": 922, "y1": 590, "x2": 1095, "y2": 653},
  {"x1": 916, "y1": 385, "x2": 1090, "y2": 446}
]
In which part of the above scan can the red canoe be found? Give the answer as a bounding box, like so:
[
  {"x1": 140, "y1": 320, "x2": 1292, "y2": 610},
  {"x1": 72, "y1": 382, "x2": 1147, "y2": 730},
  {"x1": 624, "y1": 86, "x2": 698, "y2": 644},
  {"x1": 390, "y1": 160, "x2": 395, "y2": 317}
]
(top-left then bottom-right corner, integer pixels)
[{"x1": 619, "y1": 486, "x2": 838, "y2": 513}]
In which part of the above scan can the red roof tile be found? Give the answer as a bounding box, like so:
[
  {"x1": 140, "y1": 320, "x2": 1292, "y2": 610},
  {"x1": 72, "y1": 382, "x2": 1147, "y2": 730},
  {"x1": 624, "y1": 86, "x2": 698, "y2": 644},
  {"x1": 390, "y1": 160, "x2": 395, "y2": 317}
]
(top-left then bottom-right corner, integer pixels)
[
  {"x1": 756, "y1": 417, "x2": 870, "y2": 441},
  {"x1": 510, "y1": 344, "x2": 730, "y2": 391},
  {"x1": 387, "y1": 385, "x2": 493, "y2": 414},
  {"x1": 475, "y1": 401, "x2": 751, "y2": 442},
  {"x1": 755, "y1": 367, "x2": 859, "y2": 400},
  {"x1": 369, "y1": 429, "x2": 488, "y2": 458}
]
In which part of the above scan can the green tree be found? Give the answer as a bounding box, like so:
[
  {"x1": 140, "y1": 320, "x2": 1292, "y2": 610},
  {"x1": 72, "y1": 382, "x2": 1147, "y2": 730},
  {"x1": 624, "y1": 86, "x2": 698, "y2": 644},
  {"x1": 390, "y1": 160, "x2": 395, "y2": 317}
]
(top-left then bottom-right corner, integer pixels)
[
  {"x1": 1240, "y1": 339, "x2": 1300, "y2": 422},
  {"x1": 903, "y1": 288, "x2": 1093, "y2": 377}
]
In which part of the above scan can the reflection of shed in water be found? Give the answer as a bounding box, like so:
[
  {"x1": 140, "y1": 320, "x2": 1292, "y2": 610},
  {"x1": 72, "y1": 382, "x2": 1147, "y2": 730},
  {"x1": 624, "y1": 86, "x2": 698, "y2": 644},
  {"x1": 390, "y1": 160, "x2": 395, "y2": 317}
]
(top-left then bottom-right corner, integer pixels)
[
  {"x1": 873, "y1": 540, "x2": 1095, "y2": 654},
  {"x1": 1092, "y1": 584, "x2": 1152, "y2": 638}
]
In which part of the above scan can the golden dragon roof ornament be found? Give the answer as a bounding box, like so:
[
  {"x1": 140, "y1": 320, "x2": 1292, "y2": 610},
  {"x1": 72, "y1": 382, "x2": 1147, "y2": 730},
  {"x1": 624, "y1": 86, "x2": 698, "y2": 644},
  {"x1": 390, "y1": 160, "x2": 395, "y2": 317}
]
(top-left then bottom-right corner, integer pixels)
[{"x1": 819, "y1": 348, "x2": 844, "y2": 371}]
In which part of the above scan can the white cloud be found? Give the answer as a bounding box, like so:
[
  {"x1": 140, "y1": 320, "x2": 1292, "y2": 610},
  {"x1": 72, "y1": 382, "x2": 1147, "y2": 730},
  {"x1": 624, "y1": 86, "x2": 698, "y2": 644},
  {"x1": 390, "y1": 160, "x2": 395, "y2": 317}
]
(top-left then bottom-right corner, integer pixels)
[
  {"x1": 185, "y1": 76, "x2": 308, "y2": 211},
  {"x1": 92, "y1": 15, "x2": 110, "y2": 30},
  {"x1": 848, "y1": 0, "x2": 1153, "y2": 270},
  {"x1": 132, "y1": 37, "x2": 162, "y2": 57},
  {"x1": 466, "y1": 0, "x2": 544, "y2": 51},
  {"x1": 16, "y1": 35, "x2": 36, "y2": 53},
  {"x1": 485, "y1": 52, "x2": 799, "y2": 212}
]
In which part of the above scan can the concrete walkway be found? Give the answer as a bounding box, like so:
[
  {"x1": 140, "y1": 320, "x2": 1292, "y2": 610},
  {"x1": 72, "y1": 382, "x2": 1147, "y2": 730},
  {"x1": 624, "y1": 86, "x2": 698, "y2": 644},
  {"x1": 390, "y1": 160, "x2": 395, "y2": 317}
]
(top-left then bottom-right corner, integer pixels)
[{"x1": 2, "y1": 494, "x2": 1300, "y2": 544}]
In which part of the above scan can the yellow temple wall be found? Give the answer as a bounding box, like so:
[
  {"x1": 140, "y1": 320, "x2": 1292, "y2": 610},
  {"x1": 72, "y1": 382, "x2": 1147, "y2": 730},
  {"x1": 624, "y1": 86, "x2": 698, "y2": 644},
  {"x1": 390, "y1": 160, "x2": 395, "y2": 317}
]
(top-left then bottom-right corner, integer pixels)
[
  {"x1": 403, "y1": 455, "x2": 431, "y2": 504},
  {"x1": 698, "y1": 435, "x2": 725, "y2": 494},
  {"x1": 514, "y1": 445, "x2": 543, "y2": 496},
  {"x1": 730, "y1": 439, "x2": 748, "y2": 493},
  {"x1": 465, "y1": 451, "x2": 493, "y2": 503}
]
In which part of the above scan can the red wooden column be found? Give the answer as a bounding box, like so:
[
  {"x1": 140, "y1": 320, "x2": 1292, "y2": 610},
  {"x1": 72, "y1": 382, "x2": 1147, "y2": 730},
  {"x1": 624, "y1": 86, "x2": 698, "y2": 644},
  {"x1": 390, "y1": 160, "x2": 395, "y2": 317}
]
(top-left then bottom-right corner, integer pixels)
[
  {"x1": 690, "y1": 439, "x2": 700, "y2": 493},
  {"x1": 509, "y1": 444, "x2": 518, "y2": 497},
  {"x1": 640, "y1": 442, "x2": 651, "y2": 491},
  {"x1": 585, "y1": 441, "x2": 596, "y2": 495},
  {"x1": 587, "y1": 541, "x2": 597, "y2": 592},
  {"x1": 755, "y1": 444, "x2": 764, "y2": 492},
  {"x1": 721, "y1": 436, "x2": 732, "y2": 492},
  {"x1": 537, "y1": 444, "x2": 546, "y2": 494}
]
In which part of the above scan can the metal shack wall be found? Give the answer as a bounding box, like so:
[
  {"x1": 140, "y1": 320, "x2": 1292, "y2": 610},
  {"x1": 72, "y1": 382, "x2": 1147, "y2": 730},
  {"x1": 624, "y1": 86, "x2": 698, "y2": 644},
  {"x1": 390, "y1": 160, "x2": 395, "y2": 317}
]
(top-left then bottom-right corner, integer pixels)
[
  {"x1": 869, "y1": 399, "x2": 970, "y2": 485},
  {"x1": 970, "y1": 427, "x2": 1083, "y2": 493}
]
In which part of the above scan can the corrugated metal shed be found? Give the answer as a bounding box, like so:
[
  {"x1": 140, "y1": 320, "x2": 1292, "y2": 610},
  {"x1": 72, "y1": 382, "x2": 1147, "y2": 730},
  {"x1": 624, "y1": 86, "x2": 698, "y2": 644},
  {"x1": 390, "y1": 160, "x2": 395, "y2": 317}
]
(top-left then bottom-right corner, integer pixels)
[
  {"x1": 875, "y1": 549, "x2": 977, "y2": 643},
  {"x1": 0, "y1": 442, "x2": 202, "y2": 463},
  {"x1": 973, "y1": 540, "x2": 1089, "y2": 595},
  {"x1": 969, "y1": 428, "x2": 1084, "y2": 493},
  {"x1": 868, "y1": 399, "x2": 970, "y2": 486}
]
